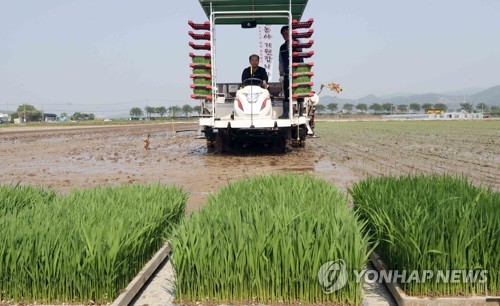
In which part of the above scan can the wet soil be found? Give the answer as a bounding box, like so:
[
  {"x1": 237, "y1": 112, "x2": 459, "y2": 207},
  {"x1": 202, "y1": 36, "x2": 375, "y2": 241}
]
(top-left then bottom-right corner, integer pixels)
[
  {"x1": 1, "y1": 121, "x2": 498, "y2": 213},
  {"x1": 0, "y1": 123, "x2": 358, "y2": 212}
]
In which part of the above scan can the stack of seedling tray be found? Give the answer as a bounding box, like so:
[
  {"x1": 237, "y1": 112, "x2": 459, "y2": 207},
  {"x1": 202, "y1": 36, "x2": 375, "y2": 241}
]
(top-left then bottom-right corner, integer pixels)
[
  {"x1": 291, "y1": 18, "x2": 315, "y2": 98},
  {"x1": 188, "y1": 21, "x2": 212, "y2": 100}
]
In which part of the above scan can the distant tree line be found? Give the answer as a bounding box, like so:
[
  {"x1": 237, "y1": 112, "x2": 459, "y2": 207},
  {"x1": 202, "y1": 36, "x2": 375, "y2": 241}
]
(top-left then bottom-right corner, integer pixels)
[
  {"x1": 314, "y1": 102, "x2": 498, "y2": 115},
  {"x1": 129, "y1": 105, "x2": 201, "y2": 118},
  {"x1": 9, "y1": 104, "x2": 95, "y2": 122}
]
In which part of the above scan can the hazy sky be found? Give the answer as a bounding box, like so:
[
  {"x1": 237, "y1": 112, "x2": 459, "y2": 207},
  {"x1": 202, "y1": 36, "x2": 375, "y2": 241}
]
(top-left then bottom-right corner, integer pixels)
[{"x1": 1, "y1": 0, "x2": 499, "y2": 116}]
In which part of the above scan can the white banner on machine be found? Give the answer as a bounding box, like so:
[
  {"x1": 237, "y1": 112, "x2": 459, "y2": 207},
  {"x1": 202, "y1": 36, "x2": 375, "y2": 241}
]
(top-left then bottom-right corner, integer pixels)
[{"x1": 258, "y1": 25, "x2": 273, "y2": 81}]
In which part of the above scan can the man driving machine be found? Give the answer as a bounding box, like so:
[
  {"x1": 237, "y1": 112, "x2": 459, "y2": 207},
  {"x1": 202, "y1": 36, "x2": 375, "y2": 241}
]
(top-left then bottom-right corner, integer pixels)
[{"x1": 241, "y1": 54, "x2": 268, "y2": 87}]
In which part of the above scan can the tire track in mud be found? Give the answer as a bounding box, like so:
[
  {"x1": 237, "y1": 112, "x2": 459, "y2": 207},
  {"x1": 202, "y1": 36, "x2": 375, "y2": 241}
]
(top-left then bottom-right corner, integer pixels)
[{"x1": 313, "y1": 122, "x2": 499, "y2": 190}]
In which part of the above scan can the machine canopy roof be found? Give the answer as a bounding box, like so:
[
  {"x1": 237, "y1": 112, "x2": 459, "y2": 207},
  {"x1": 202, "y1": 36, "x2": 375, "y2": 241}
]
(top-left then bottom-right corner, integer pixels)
[{"x1": 197, "y1": 0, "x2": 309, "y2": 25}]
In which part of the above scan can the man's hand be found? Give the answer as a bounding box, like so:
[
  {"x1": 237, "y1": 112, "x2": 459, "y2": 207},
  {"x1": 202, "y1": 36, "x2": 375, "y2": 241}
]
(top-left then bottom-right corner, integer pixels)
[{"x1": 279, "y1": 76, "x2": 284, "y2": 83}]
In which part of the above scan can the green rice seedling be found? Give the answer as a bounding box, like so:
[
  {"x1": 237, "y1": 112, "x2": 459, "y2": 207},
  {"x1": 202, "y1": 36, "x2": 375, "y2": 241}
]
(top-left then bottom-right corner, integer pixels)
[
  {"x1": 293, "y1": 75, "x2": 312, "y2": 83},
  {"x1": 171, "y1": 174, "x2": 370, "y2": 305},
  {"x1": 0, "y1": 184, "x2": 56, "y2": 215},
  {"x1": 293, "y1": 66, "x2": 312, "y2": 73},
  {"x1": 0, "y1": 184, "x2": 187, "y2": 304},
  {"x1": 192, "y1": 68, "x2": 211, "y2": 74},
  {"x1": 193, "y1": 89, "x2": 212, "y2": 95},
  {"x1": 293, "y1": 86, "x2": 312, "y2": 95},
  {"x1": 192, "y1": 56, "x2": 211, "y2": 64},
  {"x1": 193, "y1": 78, "x2": 211, "y2": 85},
  {"x1": 350, "y1": 175, "x2": 499, "y2": 296}
]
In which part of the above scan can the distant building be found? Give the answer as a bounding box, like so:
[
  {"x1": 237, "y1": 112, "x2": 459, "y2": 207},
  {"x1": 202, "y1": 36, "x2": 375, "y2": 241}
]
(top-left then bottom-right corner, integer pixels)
[
  {"x1": 0, "y1": 111, "x2": 12, "y2": 123},
  {"x1": 425, "y1": 109, "x2": 445, "y2": 114},
  {"x1": 44, "y1": 113, "x2": 57, "y2": 122}
]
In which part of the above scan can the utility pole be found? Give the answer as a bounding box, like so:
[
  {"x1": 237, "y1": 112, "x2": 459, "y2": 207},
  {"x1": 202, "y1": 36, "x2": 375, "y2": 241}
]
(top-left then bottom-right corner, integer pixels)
[{"x1": 24, "y1": 105, "x2": 26, "y2": 123}]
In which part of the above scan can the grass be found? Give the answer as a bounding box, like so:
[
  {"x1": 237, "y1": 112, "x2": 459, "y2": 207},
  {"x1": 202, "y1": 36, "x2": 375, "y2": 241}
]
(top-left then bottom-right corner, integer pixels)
[
  {"x1": 350, "y1": 175, "x2": 499, "y2": 296},
  {"x1": 0, "y1": 184, "x2": 187, "y2": 304},
  {"x1": 171, "y1": 174, "x2": 370, "y2": 305}
]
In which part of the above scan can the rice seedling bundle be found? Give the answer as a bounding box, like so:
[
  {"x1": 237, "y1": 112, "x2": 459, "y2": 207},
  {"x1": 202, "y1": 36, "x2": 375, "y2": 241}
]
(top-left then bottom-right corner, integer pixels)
[
  {"x1": 193, "y1": 88, "x2": 212, "y2": 95},
  {"x1": 0, "y1": 184, "x2": 187, "y2": 304},
  {"x1": 293, "y1": 66, "x2": 312, "y2": 73},
  {"x1": 0, "y1": 185, "x2": 56, "y2": 215},
  {"x1": 171, "y1": 174, "x2": 370, "y2": 305},
  {"x1": 293, "y1": 76, "x2": 312, "y2": 83},
  {"x1": 192, "y1": 68, "x2": 211, "y2": 75},
  {"x1": 192, "y1": 56, "x2": 211, "y2": 64},
  {"x1": 350, "y1": 175, "x2": 499, "y2": 296},
  {"x1": 293, "y1": 86, "x2": 312, "y2": 95},
  {"x1": 193, "y1": 78, "x2": 211, "y2": 85}
]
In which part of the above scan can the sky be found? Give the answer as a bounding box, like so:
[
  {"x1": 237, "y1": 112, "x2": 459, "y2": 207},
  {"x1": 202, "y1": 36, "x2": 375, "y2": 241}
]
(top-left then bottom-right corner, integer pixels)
[{"x1": 1, "y1": 0, "x2": 499, "y2": 116}]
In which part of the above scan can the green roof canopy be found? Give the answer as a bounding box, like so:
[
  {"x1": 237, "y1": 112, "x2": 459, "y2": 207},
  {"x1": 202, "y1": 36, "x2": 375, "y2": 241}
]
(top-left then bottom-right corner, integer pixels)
[{"x1": 198, "y1": 0, "x2": 309, "y2": 25}]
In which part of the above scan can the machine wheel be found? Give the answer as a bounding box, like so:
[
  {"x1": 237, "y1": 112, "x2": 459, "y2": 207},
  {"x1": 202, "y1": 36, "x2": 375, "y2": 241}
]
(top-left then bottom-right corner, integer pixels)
[
  {"x1": 215, "y1": 129, "x2": 231, "y2": 153},
  {"x1": 278, "y1": 127, "x2": 292, "y2": 153}
]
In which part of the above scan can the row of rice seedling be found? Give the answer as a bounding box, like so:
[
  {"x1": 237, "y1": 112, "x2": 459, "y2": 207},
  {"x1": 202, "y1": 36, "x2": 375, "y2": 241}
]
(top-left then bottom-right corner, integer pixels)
[
  {"x1": 350, "y1": 175, "x2": 499, "y2": 296},
  {"x1": 0, "y1": 184, "x2": 56, "y2": 215},
  {"x1": 171, "y1": 174, "x2": 370, "y2": 305},
  {"x1": 0, "y1": 184, "x2": 187, "y2": 304}
]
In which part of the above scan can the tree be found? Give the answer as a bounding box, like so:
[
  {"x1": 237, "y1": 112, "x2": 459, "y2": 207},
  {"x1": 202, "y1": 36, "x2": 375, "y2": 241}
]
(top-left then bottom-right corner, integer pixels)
[
  {"x1": 16, "y1": 104, "x2": 42, "y2": 122},
  {"x1": 169, "y1": 105, "x2": 181, "y2": 118},
  {"x1": 326, "y1": 103, "x2": 338, "y2": 113},
  {"x1": 60, "y1": 112, "x2": 68, "y2": 118},
  {"x1": 355, "y1": 103, "x2": 368, "y2": 113},
  {"x1": 382, "y1": 103, "x2": 394, "y2": 113},
  {"x1": 342, "y1": 103, "x2": 354, "y2": 112},
  {"x1": 422, "y1": 103, "x2": 434, "y2": 111},
  {"x1": 476, "y1": 103, "x2": 489, "y2": 113},
  {"x1": 460, "y1": 102, "x2": 473, "y2": 112},
  {"x1": 409, "y1": 103, "x2": 421, "y2": 113},
  {"x1": 193, "y1": 105, "x2": 202, "y2": 116},
  {"x1": 156, "y1": 106, "x2": 167, "y2": 117},
  {"x1": 182, "y1": 104, "x2": 193, "y2": 117},
  {"x1": 144, "y1": 106, "x2": 156, "y2": 118},
  {"x1": 369, "y1": 103, "x2": 382, "y2": 114},
  {"x1": 397, "y1": 104, "x2": 408, "y2": 113},
  {"x1": 71, "y1": 112, "x2": 95, "y2": 121},
  {"x1": 71, "y1": 112, "x2": 83, "y2": 121},
  {"x1": 490, "y1": 106, "x2": 500, "y2": 114},
  {"x1": 433, "y1": 103, "x2": 448, "y2": 111},
  {"x1": 130, "y1": 107, "x2": 143, "y2": 117},
  {"x1": 315, "y1": 104, "x2": 326, "y2": 114}
]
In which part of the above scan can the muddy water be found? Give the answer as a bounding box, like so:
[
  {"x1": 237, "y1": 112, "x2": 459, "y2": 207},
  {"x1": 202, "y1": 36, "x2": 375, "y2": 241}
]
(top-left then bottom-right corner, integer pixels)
[{"x1": 0, "y1": 123, "x2": 357, "y2": 211}]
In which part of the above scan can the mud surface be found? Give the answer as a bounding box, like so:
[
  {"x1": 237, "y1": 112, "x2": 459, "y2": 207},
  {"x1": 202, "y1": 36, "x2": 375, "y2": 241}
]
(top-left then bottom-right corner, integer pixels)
[
  {"x1": 0, "y1": 123, "x2": 357, "y2": 211},
  {"x1": 1, "y1": 121, "x2": 498, "y2": 212}
]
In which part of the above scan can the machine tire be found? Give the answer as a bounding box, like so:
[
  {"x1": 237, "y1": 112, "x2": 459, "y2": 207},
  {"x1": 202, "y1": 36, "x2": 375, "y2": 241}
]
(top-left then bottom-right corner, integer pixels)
[
  {"x1": 278, "y1": 127, "x2": 292, "y2": 153},
  {"x1": 215, "y1": 129, "x2": 231, "y2": 153}
]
